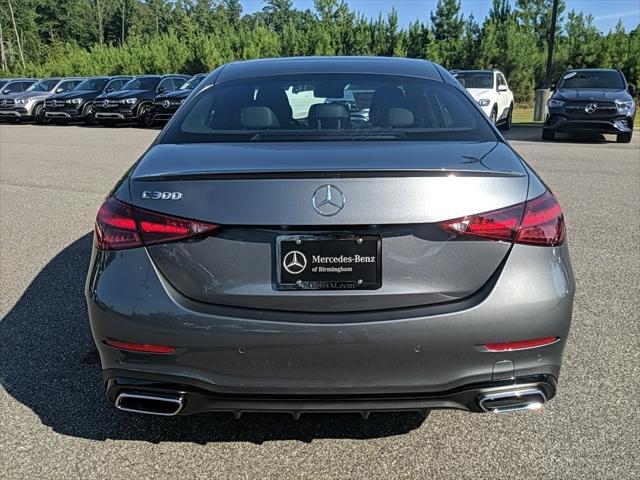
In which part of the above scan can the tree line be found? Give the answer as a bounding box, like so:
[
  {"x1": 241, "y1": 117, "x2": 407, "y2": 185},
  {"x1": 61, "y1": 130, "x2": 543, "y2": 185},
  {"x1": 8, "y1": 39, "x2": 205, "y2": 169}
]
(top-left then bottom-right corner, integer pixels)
[{"x1": 1, "y1": 0, "x2": 638, "y2": 103}]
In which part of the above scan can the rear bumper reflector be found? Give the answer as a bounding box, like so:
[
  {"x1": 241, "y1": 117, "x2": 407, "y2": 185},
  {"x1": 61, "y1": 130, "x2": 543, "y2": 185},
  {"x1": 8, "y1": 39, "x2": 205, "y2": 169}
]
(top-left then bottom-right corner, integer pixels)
[
  {"x1": 482, "y1": 337, "x2": 559, "y2": 352},
  {"x1": 105, "y1": 339, "x2": 175, "y2": 354}
]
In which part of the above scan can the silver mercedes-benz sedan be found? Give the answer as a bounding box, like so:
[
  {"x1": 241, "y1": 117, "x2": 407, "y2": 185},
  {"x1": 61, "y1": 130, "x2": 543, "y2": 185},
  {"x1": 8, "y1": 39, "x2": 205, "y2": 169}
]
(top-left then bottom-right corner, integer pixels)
[{"x1": 86, "y1": 57, "x2": 574, "y2": 417}]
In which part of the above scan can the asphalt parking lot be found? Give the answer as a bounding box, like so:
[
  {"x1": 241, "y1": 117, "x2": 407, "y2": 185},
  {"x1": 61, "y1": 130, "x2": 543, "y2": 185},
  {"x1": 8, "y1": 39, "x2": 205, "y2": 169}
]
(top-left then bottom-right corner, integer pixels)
[{"x1": 0, "y1": 123, "x2": 638, "y2": 479}]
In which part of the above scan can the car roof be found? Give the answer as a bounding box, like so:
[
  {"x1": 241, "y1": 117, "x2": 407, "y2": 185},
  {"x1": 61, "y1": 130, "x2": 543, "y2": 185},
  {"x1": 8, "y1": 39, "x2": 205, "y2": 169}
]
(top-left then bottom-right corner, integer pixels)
[
  {"x1": 451, "y1": 69, "x2": 494, "y2": 74},
  {"x1": 565, "y1": 68, "x2": 619, "y2": 72},
  {"x1": 216, "y1": 57, "x2": 442, "y2": 83},
  {"x1": 5, "y1": 78, "x2": 36, "y2": 82}
]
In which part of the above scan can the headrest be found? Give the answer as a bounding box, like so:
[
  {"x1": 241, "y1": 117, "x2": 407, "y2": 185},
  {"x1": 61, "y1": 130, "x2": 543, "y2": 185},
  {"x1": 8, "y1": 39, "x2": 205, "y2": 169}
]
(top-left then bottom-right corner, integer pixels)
[
  {"x1": 387, "y1": 107, "x2": 414, "y2": 127},
  {"x1": 240, "y1": 106, "x2": 280, "y2": 129},
  {"x1": 308, "y1": 102, "x2": 350, "y2": 119}
]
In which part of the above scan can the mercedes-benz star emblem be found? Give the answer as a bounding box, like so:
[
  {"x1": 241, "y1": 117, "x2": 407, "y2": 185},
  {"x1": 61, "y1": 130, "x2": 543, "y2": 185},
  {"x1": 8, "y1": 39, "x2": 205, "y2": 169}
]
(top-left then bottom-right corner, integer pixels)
[
  {"x1": 584, "y1": 103, "x2": 597, "y2": 114},
  {"x1": 282, "y1": 250, "x2": 307, "y2": 275},
  {"x1": 162, "y1": 100, "x2": 170, "y2": 109},
  {"x1": 312, "y1": 184, "x2": 345, "y2": 216},
  {"x1": 102, "y1": 99, "x2": 109, "y2": 107},
  {"x1": 0, "y1": 100, "x2": 6, "y2": 107}
]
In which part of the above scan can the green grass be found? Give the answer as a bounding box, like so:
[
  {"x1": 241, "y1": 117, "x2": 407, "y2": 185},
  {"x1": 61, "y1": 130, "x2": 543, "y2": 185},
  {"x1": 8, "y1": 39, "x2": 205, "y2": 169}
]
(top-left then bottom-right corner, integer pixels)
[
  {"x1": 512, "y1": 106, "x2": 639, "y2": 128},
  {"x1": 512, "y1": 107, "x2": 537, "y2": 124}
]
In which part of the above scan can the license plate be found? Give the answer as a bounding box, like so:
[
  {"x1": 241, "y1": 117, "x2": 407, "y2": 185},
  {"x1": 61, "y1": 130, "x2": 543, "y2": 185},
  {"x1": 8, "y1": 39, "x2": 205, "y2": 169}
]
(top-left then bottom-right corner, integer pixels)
[{"x1": 277, "y1": 235, "x2": 381, "y2": 290}]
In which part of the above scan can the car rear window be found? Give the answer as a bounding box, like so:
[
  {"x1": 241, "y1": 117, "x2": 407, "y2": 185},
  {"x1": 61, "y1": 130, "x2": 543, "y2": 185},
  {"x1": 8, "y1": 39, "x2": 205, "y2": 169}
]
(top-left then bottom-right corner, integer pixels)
[{"x1": 161, "y1": 73, "x2": 496, "y2": 143}]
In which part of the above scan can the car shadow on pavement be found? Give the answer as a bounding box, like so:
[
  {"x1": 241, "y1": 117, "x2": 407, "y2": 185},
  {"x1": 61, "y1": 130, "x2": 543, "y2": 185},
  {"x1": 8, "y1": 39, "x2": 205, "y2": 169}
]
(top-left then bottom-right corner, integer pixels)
[
  {"x1": 503, "y1": 124, "x2": 610, "y2": 143},
  {"x1": 0, "y1": 233, "x2": 426, "y2": 444}
]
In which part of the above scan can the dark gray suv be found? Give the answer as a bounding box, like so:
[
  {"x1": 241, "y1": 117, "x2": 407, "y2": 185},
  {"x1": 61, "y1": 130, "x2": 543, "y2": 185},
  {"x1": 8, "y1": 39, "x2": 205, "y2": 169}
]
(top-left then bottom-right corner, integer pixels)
[{"x1": 543, "y1": 68, "x2": 636, "y2": 143}]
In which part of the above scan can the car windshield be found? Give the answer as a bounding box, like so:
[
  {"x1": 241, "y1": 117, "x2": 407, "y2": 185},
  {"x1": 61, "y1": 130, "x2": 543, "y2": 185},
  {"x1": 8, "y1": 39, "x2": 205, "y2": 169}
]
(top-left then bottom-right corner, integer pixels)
[
  {"x1": 180, "y1": 76, "x2": 205, "y2": 90},
  {"x1": 26, "y1": 79, "x2": 59, "y2": 92},
  {"x1": 104, "y1": 78, "x2": 128, "y2": 91},
  {"x1": 74, "y1": 78, "x2": 109, "y2": 91},
  {"x1": 2, "y1": 81, "x2": 28, "y2": 94},
  {"x1": 452, "y1": 72, "x2": 494, "y2": 89},
  {"x1": 164, "y1": 73, "x2": 495, "y2": 143},
  {"x1": 122, "y1": 76, "x2": 160, "y2": 91},
  {"x1": 558, "y1": 71, "x2": 625, "y2": 89}
]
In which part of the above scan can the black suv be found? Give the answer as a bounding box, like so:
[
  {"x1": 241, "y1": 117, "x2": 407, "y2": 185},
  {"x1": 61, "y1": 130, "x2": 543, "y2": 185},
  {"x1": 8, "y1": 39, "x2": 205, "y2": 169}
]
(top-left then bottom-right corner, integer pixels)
[
  {"x1": 94, "y1": 74, "x2": 190, "y2": 127},
  {"x1": 45, "y1": 76, "x2": 132, "y2": 124},
  {"x1": 152, "y1": 73, "x2": 207, "y2": 122},
  {"x1": 543, "y1": 68, "x2": 636, "y2": 143}
]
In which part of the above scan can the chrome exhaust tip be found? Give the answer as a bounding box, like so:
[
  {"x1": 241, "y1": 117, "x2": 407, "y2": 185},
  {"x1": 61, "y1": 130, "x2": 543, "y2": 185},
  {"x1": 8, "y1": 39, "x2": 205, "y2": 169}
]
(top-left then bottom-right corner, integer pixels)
[
  {"x1": 115, "y1": 392, "x2": 184, "y2": 416},
  {"x1": 478, "y1": 387, "x2": 547, "y2": 414}
]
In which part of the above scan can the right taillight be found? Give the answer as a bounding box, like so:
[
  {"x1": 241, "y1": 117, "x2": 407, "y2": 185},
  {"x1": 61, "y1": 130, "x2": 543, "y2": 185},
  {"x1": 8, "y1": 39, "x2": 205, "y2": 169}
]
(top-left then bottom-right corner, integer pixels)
[
  {"x1": 439, "y1": 191, "x2": 565, "y2": 247},
  {"x1": 516, "y1": 191, "x2": 565, "y2": 246},
  {"x1": 94, "y1": 197, "x2": 218, "y2": 250}
]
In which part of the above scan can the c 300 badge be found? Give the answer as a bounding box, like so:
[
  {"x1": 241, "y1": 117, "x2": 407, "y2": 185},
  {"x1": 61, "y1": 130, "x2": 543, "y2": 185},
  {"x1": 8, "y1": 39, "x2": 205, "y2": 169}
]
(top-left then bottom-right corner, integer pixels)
[{"x1": 141, "y1": 191, "x2": 183, "y2": 200}]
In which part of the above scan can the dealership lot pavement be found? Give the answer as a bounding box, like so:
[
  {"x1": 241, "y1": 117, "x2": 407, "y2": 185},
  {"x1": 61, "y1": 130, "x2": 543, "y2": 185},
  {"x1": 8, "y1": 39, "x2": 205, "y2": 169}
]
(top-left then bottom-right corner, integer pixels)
[{"x1": 0, "y1": 124, "x2": 638, "y2": 479}]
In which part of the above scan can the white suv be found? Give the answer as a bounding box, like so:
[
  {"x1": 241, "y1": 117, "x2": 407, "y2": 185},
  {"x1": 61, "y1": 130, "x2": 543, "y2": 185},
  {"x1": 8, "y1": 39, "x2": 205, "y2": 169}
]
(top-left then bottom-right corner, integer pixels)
[{"x1": 451, "y1": 69, "x2": 514, "y2": 130}]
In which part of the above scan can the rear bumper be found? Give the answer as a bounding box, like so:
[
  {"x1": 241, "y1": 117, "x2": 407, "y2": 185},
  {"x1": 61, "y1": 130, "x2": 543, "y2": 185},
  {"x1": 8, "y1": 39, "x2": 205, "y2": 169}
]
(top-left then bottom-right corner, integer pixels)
[
  {"x1": 105, "y1": 373, "x2": 557, "y2": 416},
  {"x1": 86, "y1": 242, "x2": 574, "y2": 412}
]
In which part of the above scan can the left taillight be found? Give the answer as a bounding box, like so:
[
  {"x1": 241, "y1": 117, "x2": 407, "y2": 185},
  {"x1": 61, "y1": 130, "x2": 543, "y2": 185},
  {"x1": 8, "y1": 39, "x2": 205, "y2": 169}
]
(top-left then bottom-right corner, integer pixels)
[
  {"x1": 438, "y1": 190, "x2": 565, "y2": 247},
  {"x1": 94, "y1": 197, "x2": 218, "y2": 250}
]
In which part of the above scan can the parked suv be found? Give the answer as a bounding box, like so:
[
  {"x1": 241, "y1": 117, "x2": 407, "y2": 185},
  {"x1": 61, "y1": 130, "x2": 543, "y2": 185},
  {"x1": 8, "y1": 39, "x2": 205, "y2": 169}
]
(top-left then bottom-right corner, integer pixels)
[
  {"x1": 152, "y1": 73, "x2": 207, "y2": 122},
  {"x1": 451, "y1": 69, "x2": 514, "y2": 129},
  {"x1": 0, "y1": 78, "x2": 38, "y2": 96},
  {"x1": 94, "y1": 74, "x2": 190, "y2": 127},
  {"x1": 543, "y1": 68, "x2": 636, "y2": 143},
  {"x1": 0, "y1": 77, "x2": 84, "y2": 123},
  {"x1": 45, "y1": 76, "x2": 132, "y2": 124}
]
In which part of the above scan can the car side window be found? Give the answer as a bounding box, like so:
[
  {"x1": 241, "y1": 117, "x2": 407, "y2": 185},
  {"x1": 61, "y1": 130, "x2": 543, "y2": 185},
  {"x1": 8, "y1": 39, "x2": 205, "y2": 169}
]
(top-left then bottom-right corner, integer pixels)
[
  {"x1": 57, "y1": 81, "x2": 78, "y2": 93},
  {"x1": 173, "y1": 78, "x2": 187, "y2": 90},
  {"x1": 158, "y1": 78, "x2": 174, "y2": 92}
]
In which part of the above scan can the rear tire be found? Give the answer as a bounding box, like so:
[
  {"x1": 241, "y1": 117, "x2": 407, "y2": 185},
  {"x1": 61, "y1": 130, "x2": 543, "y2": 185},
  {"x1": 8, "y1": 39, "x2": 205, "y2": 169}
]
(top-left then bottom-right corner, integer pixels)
[
  {"x1": 498, "y1": 104, "x2": 513, "y2": 131},
  {"x1": 542, "y1": 128, "x2": 555, "y2": 141},
  {"x1": 617, "y1": 132, "x2": 632, "y2": 143}
]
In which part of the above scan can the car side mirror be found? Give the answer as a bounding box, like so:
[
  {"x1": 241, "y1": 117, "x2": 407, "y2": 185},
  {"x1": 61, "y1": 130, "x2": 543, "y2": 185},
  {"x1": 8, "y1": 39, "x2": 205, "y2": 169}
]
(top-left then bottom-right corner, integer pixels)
[
  {"x1": 55, "y1": 87, "x2": 64, "y2": 93},
  {"x1": 497, "y1": 85, "x2": 508, "y2": 92},
  {"x1": 2, "y1": 89, "x2": 10, "y2": 94},
  {"x1": 628, "y1": 84, "x2": 636, "y2": 96},
  {"x1": 550, "y1": 84, "x2": 556, "y2": 92},
  {"x1": 105, "y1": 87, "x2": 113, "y2": 93},
  {"x1": 157, "y1": 86, "x2": 166, "y2": 93}
]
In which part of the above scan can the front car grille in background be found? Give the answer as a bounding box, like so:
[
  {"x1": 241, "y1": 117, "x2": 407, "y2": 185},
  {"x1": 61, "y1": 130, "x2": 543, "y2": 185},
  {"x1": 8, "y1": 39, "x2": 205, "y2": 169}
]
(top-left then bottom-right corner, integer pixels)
[
  {"x1": 154, "y1": 100, "x2": 182, "y2": 108},
  {"x1": 0, "y1": 99, "x2": 16, "y2": 108},
  {"x1": 565, "y1": 101, "x2": 617, "y2": 117},
  {"x1": 98, "y1": 100, "x2": 120, "y2": 108}
]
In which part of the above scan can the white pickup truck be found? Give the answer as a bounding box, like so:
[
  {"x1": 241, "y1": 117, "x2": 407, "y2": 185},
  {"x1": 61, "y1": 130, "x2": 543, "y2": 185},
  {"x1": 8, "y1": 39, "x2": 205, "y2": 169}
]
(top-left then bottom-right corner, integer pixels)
[{"x1": 451, "y1": 69, "x2": 514, "y2": 130}]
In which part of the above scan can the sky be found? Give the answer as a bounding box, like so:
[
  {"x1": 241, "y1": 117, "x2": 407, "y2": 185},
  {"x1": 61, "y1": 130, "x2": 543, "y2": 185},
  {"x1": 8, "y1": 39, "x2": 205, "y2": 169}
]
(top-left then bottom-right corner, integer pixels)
[{"x1": 240, "y1": 0, "x2": 640, "y2": 33}]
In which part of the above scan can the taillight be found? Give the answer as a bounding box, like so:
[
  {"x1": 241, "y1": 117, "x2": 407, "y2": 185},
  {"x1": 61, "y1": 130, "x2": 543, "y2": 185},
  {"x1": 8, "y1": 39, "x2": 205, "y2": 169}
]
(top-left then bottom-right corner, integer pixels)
[
  {"x1": 439, "y1": 191, "x2": 565, "y2": 247},
  {"x1": 94, "y1": 197, "x2": 218, "y2": 250}
]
